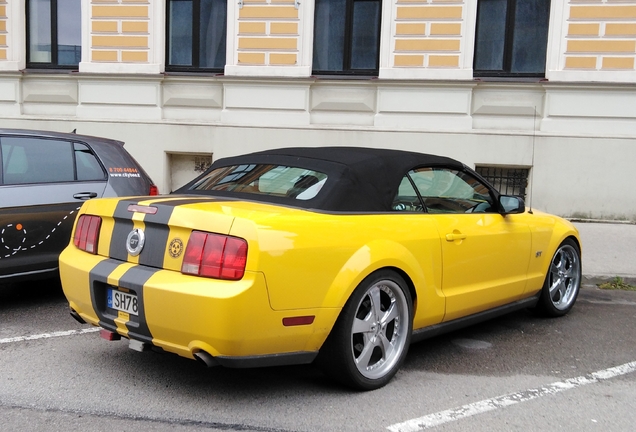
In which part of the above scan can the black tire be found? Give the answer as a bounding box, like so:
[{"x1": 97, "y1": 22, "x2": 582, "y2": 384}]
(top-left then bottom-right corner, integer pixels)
[
  {"x1": 316, "y1": 270, "x2": 413, "y2": 391},
  {"x1": 535, "y1": 238, "x2": 581, "y2": 317}
]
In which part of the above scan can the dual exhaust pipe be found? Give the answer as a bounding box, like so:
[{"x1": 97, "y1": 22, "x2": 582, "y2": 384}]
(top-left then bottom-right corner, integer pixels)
[{"x1": 71, "y1": 307, "x2": 219, "y2": 368}]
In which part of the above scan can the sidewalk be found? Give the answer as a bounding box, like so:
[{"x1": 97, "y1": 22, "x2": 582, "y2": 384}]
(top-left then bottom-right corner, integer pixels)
[{"x1": 572, "y1": 221, "x2": 636, "y2": 286}]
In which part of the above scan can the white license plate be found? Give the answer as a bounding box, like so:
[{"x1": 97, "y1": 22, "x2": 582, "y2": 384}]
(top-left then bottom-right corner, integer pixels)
[{"x1": 107, "y1": 289, "x2": 138, "y2": 316}]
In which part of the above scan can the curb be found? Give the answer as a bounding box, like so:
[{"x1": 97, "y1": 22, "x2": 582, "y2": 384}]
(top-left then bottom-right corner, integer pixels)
[{"x1": 583, "y1": 274, "x2": 636, "y2": 287}]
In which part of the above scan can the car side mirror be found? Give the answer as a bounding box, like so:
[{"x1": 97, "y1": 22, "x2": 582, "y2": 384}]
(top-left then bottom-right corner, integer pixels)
[{"x1": 499, "y1": 195, "x2": 525, "y2": 214}]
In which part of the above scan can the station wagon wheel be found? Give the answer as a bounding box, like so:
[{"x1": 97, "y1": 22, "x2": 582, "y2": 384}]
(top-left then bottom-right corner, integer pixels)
[
  {"x1": 536, "y1": 239, "x2": 581, "y2": 317},
  {"x1": 317, "y1": 270, "x2": 412, "y2": 391}
]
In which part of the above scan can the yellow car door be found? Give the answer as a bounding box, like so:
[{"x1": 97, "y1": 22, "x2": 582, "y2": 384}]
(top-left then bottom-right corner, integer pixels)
[{"x1": 405, "y1": 167, "x2": 532, "y2": 321}]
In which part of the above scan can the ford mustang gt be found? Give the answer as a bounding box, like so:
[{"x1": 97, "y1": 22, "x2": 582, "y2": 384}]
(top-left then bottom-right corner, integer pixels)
[{"x1": 60, "y1": 147, "x2": 581, "y2": 390}]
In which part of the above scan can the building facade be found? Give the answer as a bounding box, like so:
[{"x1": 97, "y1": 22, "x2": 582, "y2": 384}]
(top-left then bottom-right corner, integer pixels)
[{"x1": 1, "y1": 0, "x2": 635, "y2": 220}]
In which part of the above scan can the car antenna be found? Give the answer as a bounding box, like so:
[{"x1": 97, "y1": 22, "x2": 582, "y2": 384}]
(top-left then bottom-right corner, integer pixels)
[
  {"x1": 71, "y1": 129, "x2": 76, "y2": 134},
  {"x1": 528, "y1": 108, "x2": 536, "y2": 214}
]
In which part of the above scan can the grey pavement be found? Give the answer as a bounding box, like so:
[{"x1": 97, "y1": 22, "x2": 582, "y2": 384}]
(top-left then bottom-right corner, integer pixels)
[{"x1": 572, "y1": 221, "x2": 636, "y2": 285}]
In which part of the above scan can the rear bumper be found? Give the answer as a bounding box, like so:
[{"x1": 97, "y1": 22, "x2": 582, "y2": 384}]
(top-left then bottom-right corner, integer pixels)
[{"x1": 60, "y1": 246, "x2": 337, "y2": 364}]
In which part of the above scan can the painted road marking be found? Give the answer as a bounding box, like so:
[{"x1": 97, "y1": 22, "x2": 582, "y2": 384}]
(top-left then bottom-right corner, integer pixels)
[
  {"x1": 387, "y1": 361, "x2": 636, "y2": 432},
  {"x1": 0, "y1": 327, "x2": 100, "y2": 344}
]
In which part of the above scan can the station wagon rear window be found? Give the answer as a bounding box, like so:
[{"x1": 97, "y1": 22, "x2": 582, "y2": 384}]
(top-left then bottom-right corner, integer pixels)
[{"x1": 189, "y1": 164, "x2": 328, "y2": 201}]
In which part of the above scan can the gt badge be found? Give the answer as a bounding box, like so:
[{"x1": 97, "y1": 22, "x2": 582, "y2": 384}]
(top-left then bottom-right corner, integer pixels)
[
  {"x1": 126, "y1": 228, "x2": 145, "y2": 256},
  {"x1": 169, "y1": 238, "x2": 183, "y2": 258}
]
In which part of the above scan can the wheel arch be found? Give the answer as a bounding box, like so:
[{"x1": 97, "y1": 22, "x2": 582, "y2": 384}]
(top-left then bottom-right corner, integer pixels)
[{"x1": 320, "y1": 238, "x2": 436, "y2": 313}]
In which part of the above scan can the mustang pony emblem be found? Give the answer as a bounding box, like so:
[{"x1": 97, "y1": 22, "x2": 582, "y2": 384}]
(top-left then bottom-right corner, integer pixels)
[{"x1": 126, "y1": 228, "x2": 145, "y2": 256}]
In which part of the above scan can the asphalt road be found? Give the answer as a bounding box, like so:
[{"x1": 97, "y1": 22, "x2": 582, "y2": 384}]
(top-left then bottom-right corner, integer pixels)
[{"x1": 1, "y1": 280, "x2": 635, "y2": 432}]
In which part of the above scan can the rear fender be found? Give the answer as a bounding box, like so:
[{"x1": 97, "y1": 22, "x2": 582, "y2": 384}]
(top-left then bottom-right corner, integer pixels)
[{"x1": 321, "y1": 239, "x2": 444, "y2": 326}]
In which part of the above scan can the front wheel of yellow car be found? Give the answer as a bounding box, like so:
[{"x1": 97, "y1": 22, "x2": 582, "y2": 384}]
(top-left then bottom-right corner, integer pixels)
[
  {"x1": 536, "y1": 238, "x2": 581, "y2": 317},
  {"x1": 317, "y1": 270, "x2": 413, "y2": 391}
]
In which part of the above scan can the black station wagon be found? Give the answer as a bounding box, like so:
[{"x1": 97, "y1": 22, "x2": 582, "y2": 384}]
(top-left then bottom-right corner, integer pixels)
[{"x1": 0, "y1": 129, "x2": 156, "y2": 283}]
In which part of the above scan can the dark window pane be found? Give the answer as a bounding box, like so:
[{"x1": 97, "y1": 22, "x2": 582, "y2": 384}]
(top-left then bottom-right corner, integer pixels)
[
  {"x1": 474, "y1": 0, "x2": 507, "y2": 71},
  {"x1": 58, "y1": 0, "x2": 82, "y2": 66},
  {"x1": 200, "y1": 0, "x2": 227, "y2": 69},
  {"x1": 313, "y1": 0, "x2": 346, "y2": 72},
  {"x1": 511, "y1": 0, "x2": 550, "y2": 73},
  {"x1": 74, "y1": 143, "x2": 105, "y2": 181},
  {"x1": 29, "y1": 0, "x2": 52, "y2": 63},
  {"x1": 350, "y1": 0, "x2": 380, "y2": 70},
  {"x1": 1, "y1": 138, "x2": 73, "y2": 185},
  {"x1": 169, "y1": 0, "x2": 193, "y2": 66}
]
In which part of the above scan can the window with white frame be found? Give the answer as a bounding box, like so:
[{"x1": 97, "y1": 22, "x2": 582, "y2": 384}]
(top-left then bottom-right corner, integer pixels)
[
  {"x1": 312, "y1": 0, "x2": 382, "y2": 75},
  {"x1": 26, "y1": 0, "x2": 81, "y2": 68},
  {"x1": 473, "y1": 0, "x2": 551, "y2": 77},
  {"x1": 166, "y1": 0, "x2": 227, "y2": 72}
]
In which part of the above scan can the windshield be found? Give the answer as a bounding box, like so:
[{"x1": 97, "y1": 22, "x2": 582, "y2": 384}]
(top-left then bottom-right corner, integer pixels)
[{"x1": 189, "y1": 164, "x2": 328, "y2": 201}]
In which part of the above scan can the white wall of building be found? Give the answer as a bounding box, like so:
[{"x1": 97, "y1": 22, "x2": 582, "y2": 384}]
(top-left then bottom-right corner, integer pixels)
[{"x1": 0, "y1": 73, "x2": 634, "y2": 220}]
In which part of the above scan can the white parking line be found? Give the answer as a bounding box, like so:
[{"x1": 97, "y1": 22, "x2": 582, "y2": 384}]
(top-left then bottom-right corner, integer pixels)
[
  {"x1": 0, "y1": 327, "x2": 100, "y2": 344},
  {"x1": 387, "y1": 360, "x2": 636, "y2": 432}
]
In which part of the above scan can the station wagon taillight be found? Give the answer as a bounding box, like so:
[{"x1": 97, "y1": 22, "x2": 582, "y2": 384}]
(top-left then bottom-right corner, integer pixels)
[
  {"x1": 73, "y1": 215, "x2": 101, "y2": 254},
  {"x1": 181, "y1": 231, "x2": 248, "y2": 280},
  {"x1": 149, "y1": 185, "x2": 159, "y2": 196}
]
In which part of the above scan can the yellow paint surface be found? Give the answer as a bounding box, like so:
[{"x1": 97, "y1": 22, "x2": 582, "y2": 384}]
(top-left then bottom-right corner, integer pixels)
[
  {"x1": 269, "y1": 53, "x2": 297, "y2": 65},
  {"x1": 602, "y1": 56, "x2": 635, "y2": 69},
  {"x1": 396, "y1": 23, "x2": 426, "y2": 35},
  {"x1": 430, "y1": 23, "x2": 461, "y2": 36},
  {"x1": 567, "y1": 23, "x2": 600, "y2": 36},
  {"x1": 394, "y1": 54, "x2": 424, "y2": 67},
  {"x1": 396, "y1": 6, "x2": 463, "y2": 20},
  {"x1": 0, "y1": 49, "x2": 6, "y2": 60},
  {"x1": 122, "y1": 21, "x2": 149, "y2": 33},
  {"x1": 395, "y1": 39, "x2": 460, "y2": 51},
  {"x1": 567, "y1": 39, "x2": 636, "y2": 53},
  {"x1": 93, "y1": 35, "x2": 149, "y2": 48},
  {"x1": 238, "y1": 37, "x2": 297, "y2": 50},
  {"x1": 239, "y1": 22, "x2": 267, "y2": 34},
  {"x1": 92, "y1": 50, "x2": 118, "y2": 62},
  {"x1": 564, "y1": 56, "x2": 597, "y2": 69},
  {"x1": 428, "y1": 55, "x2": 459, "y2": 67},
  {"x1": 605, "y1": 23, "x2": 636, "y2": 36},
  {"x1": 239, "y1": 6, "x2": 298, "y2": 19},
  {"x1": 238, "y1": 52, "x2": 266, "y2": 64},
  {"x1": 92, "y1": 6, "x2": 149, "y2": 18},
  {"x1": 270, "y1": 22, "x2": 298, "y2": 35},
  {"x1": 122, "y1": 50, "x2": 148, "y2": 62},
  {"x1": 570, "y1": 6, "x2": 636, "y2": 20},
  {"x1": 92, "y1": 21, "x2": 118, "y2": 33}
]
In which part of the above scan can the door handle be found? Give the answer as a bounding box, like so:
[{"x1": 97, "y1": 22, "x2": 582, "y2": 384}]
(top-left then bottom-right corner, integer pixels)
[
  {"x1": 445, "y1": 233, "x2": 467, "y2": 242},
  {"x1": 73, "y1": 192, "x2": 98, "y2": 200}
]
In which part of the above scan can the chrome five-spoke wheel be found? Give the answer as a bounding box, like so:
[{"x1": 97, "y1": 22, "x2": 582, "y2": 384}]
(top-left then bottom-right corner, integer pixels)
[
  {"x1": 317, "y1": 270, "x2": 413, "y2": 390},
  {"x1": 350, "y1": 279, "x2": 409, "y2": 380},
  {"x1": 537, "y1": 238, "x2": 581, "y2": 316}
]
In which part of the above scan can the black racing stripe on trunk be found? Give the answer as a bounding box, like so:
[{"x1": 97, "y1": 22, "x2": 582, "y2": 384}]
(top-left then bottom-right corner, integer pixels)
[
  {"x1": 118, "y1": 265, "x2": 159, "y2": 343},
  {"x1": 89, "y1": 259, "x2": 124, "y2": 333},
  {"x1": 137, "y1": 222, "x2": 170, "y2": 268},
  {"x1": 109, "y1": 200, "x2": 136, "y2": 261},
  {"x1": 137, "y1": 201, "x2": 173, "y2": 268}
]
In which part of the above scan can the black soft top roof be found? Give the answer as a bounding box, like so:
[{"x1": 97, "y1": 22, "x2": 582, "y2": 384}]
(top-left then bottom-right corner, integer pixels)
[{"x1": 180, "y1": 147, "x2": 466, "y2": 212}]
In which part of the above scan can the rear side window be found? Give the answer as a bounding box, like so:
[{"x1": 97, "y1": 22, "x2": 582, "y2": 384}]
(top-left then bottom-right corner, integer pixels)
[
  {"x1": 0, "y1": 137, "x2": 105, "y2": 185},
  {"x1": 190, "y1": 164, "x2": 328, "y2": 201},
  {"x1": 74, "y1": 142, "x2": 106, "y2": 181}
]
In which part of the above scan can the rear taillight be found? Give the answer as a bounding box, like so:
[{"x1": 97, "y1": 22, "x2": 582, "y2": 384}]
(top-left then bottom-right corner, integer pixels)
[
  {"x1": 181, "y1": 231, "x2": 248, "y2": 280},
  {"x1": 73, "y1": 215, "x2": 101, "y2": 254},
  {"x1": 149, "y1": 185, "x2": 159, "y2": 195}
]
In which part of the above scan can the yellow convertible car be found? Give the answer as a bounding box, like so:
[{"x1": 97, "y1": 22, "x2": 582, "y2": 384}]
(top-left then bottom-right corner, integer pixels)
[{"x1": 60, "y1": 147, "x2": 581, "y2": 390}]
